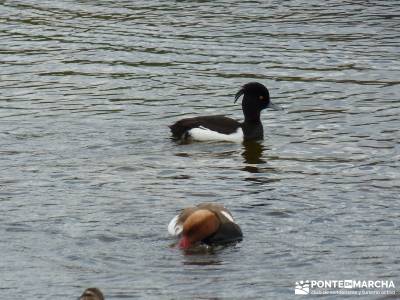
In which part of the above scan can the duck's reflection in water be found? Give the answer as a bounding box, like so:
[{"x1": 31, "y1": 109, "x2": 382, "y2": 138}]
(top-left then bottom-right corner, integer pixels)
[
  {"x1": 177, "y1": 244, "x2": 221, "y2": 266},
  {"x1": 241, "y1": 141, "x2": 280, "y2": 185},
  {"x1": 169, "y1": 242, "x2": 239, "y2": 266},
  {"x1": 241, "y1": 141, "x2": 265, "y2": 172}
]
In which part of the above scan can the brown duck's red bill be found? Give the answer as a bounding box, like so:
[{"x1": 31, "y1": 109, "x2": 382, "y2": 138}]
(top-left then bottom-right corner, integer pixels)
[{"x1": 179, "y1": 236, "x2": 191, "y2": 249}]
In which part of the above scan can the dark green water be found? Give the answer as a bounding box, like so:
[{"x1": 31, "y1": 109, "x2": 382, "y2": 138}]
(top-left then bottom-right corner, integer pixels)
[{"x1": 1, "y1": 1, "x2": 399, "y2": 299}]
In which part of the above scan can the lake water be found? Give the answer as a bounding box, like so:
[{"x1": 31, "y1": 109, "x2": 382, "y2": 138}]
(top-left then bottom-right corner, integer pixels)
[{"x1": 1, "y1": 1, "x2": 399, "y2": 299}]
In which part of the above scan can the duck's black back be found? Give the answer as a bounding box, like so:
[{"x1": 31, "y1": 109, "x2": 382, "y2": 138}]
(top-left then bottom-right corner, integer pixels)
[
  {"x1": 203, "y1": 222, "x2": 243, "y2": 245},
  {"x1": 201, "y1": 206, "x2": 243, "y2": 245},
  {"x1": 169, "y1": 115, "x2": 241, "y2": 139}
]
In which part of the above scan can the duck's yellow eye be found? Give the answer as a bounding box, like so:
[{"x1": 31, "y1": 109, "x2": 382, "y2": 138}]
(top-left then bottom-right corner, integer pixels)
[{"x1": 259, "y1": 96, "x2": 264, "y2": 100}]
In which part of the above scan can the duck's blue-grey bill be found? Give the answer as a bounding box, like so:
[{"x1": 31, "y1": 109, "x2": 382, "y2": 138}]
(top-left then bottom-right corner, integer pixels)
[{"x1": 268, "y1": 102, "x2": 284, "y2": 111}]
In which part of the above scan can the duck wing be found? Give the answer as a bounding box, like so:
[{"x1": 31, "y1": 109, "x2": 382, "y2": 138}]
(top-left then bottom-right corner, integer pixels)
[{"x1": 169, "y1": 115, "x2": 241, "y2": 139}]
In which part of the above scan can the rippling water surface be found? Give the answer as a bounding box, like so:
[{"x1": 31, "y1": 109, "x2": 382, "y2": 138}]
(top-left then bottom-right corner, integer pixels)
[{"x1": 1, "y1": 1, "x2": 400, "y2": 299}]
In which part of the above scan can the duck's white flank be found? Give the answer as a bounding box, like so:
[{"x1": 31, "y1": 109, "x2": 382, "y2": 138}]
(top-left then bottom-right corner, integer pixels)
[
  {"x1": 168, "y1": 215, "x2": 182, "y2": 236},
  {"x1": 188, "y1": 126, "x2": 244, "y2": 143}
]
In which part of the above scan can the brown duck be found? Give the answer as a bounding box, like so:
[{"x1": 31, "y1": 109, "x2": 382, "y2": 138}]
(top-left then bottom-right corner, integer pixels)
[
  {"x1": 79, "y1": 288, "x2": 104, "y2": 300},
  {"x1": 168, "y1": 203, "x2": 243, "y2": 249}
]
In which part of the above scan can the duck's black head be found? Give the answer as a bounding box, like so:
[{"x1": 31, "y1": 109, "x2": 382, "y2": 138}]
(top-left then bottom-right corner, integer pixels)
[
  {"x1": 235, "y1": 82, "x2": 270, "y2": 109},
  {"x1": 235, "y1": 82, "x2": 278, "y2": 123}
]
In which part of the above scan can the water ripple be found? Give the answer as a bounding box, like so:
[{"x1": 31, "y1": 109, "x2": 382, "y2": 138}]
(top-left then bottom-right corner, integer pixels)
[{"x1": 1, "y1": 0, "x2": 400, "y2": 299}]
